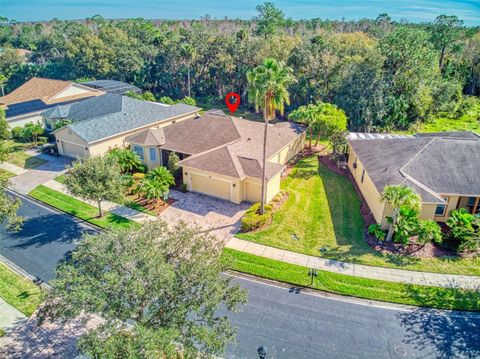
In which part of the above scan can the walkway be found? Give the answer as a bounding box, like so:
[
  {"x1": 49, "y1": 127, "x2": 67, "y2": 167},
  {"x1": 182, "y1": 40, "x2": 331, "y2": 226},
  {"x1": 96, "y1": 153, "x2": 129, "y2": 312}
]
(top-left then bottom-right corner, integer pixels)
[
  {"x1": 0, "y1": 162, "x2": 27, "y2": 176},
  {"x1": 0, "y1": 298, "x2": 27, "y2": 333},
  {"x1": 226, "y1": 238, "x2": 480, "y2": 290},
  {"x1": 43, "y1": 180, "x2": 157, "y2": 223}
]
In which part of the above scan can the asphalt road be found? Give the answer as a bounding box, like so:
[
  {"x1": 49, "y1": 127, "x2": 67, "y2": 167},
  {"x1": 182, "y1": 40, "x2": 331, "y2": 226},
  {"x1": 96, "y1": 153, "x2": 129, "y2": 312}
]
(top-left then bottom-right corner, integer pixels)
[{"x1": 1, "y1": 192, "x2": 479, "y2": 358}]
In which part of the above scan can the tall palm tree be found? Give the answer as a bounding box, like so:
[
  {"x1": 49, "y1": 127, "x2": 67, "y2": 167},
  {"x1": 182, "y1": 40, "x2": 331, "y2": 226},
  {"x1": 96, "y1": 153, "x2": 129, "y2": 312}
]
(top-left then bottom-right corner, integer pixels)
[
  {"x1": 381, "y1": 185, "x2": 421, "y2": 242},
  {"x1": 247, "y1": 58, "x2": 296, "y2": 214}
]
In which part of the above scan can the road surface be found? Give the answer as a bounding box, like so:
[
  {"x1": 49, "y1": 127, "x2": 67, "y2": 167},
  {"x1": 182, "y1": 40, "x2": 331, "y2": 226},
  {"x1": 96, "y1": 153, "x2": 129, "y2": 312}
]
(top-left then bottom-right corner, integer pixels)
[{"x1": 1, "y1": 191, "x2": 479, "y2": 358}]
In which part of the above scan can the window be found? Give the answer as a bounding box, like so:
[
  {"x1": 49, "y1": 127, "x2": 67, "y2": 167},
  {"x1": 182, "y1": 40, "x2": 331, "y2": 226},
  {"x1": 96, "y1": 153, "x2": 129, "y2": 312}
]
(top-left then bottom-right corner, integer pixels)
[
  {"x1": 361, "y1": 169, "x2": 365, "y2": 183},
  {"x1": 435, "y1": 197, "x2": 449, "y2": 216},
  {"x1": 466, "y1": 197, "x2": 480, "y2": 214},
  {"x1": 149, "y1": 148, "x2": 157, "y2": 162},
  {"x1": 45, "y1": 121, "x2": 52, "y2": 131},
  {"x1": 133, "y1": 145, "x2": 144, "y2": 160}
]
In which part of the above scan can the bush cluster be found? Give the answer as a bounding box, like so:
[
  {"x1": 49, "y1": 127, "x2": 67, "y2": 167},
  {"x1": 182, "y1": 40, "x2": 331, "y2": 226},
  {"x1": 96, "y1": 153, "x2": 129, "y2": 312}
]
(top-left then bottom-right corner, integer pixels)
[{"x1": 241, "y1": 203, "x2": 272, "y2": 232}]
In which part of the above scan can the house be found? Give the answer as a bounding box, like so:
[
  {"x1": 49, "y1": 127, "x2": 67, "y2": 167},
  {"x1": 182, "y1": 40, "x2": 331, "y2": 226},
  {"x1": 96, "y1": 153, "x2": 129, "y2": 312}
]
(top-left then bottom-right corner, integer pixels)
[
  {"x1": 48, "y1": 94, "x2": 200, "y2": 158},
  {"x1": 0, "y1": 77, "x2": 104, "y2": 128},
  {"x1": 81, "y1": 79, "x2": 142, "y2": 95},
  {"x1": 347, "y1": 131, "x2": 480, "y2": 229},
  {"x1": 126, "y1": 110, "x2": 305, "y2": 204}
]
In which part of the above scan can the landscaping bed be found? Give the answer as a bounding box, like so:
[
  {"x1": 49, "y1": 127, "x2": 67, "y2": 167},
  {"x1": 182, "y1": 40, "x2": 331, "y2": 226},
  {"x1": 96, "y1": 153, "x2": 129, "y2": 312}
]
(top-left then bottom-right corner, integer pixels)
[
  {"x1": 0, "y1": 263, "x2": 44, "y2": 317},
  {"x1": 223, "y1": 248, "x2": 480, "y2": 311},
  {"x1": 29, "y1": 185, "x2": 137, "y2": 230},
  {"x1": 124, "y1": 194, "x2": 175, "y2": 216},
  {"x1": 237, "y1": 155, "x2": 480, "y2": 276}
]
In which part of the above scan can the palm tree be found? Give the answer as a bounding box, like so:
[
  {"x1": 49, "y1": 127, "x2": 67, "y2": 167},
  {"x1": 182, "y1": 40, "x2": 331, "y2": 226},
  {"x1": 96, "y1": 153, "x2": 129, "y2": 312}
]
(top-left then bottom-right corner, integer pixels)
[
  {"x1": 140, "y1": 166, "x2": 175, "y2": 203},
  {"x1": 381, "y1": 185, "x2": 421, "y2": 242},
  {"x1": 107, "y1": 148, "x2": 143, "y2": 173},
  {"x1": 247, "y1": 58, "x2": 296, "y2": 214}
]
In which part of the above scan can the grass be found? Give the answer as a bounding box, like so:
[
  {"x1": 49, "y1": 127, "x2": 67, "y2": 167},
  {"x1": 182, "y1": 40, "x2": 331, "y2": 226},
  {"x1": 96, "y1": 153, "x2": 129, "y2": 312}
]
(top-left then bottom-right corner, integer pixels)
[
  {"x1": 223, "y1": 248, "x2": 480, "y2": 311},
  {"x1": 237, "y1": 155, "x2": 480, "y2": 275},
  {"x1": 123, "y1": 199, "x2": 157, "y2": 216},
  {"x1": 0, "y1": 263, "x2": 44, "y2": 316},
  {"x1": 5, "y1": 140, "x2": 47, "y2": 169},
  {"x1": 54, "y1": 174, "x2": 66, "y2": 184},
  {"x1": 0, "y1": 168, "x2": 16, "y2": 180},
  {"x1": 29, "y1": 185, "x2": 138, "y2": 230}
]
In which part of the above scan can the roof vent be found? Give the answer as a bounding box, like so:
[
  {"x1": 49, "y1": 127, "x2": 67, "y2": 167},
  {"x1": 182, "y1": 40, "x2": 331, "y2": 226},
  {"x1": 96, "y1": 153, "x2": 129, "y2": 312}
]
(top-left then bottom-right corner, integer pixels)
[{"x1": 247, "y1": 137, "x2": 251, "y2": 141}]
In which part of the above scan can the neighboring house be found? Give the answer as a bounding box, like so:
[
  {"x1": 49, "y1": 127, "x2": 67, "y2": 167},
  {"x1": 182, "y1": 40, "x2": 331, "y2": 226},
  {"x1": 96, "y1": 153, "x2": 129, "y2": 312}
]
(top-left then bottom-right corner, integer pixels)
[
  {"x1": 49, "y1": 94, "x2": 200, "y2": 158},
  {"x1": 81, "y1": 79, "x2": 142, "y2": 95},
  {"x1": 0, "y1": 77, "x2": 104, "y2": 128},
  {"x1": 126, "y1": 110, "x2": 305, "y2": 204},
  {"x1": 347, "y1": 131, "x2": 480, "y2": 229}
]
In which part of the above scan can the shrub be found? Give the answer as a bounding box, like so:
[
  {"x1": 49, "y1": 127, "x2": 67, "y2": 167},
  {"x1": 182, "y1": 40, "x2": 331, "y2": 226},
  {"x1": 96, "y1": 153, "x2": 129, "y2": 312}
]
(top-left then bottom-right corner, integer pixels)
[
  {"x1": 179, "y1": 96, "x2": 196, "y2": 106},
  {"x1": 368, "y1": 223, "x2": 386, "y2": 241},
  {"x1": 132, "y1": 173, "x2": 145, "y2": 181},
  {"x1": 11, "y1": 127, "x2": 23, "y2": 139},
  {"x1": 167, "y1": 152, "x2": 180, "y2": 175},
  {"x1": 447, "y1": 209, "x2": 480, "y2": 254},
  {"x1": 417, "y1": 220, "x2": 442, "y2": 244},
  {"x1": 158, "y1": 96, "x2": 175, "y2": 105},
  {"x1": 181, "y1": 183, "x2": 188, "y2": 193},
  {"x1": 37, "y1": 136, "x2": 48, "y2": 145},
  {"x1": 106, "y1": 148, "x2": 143, "y2": 173},
  {"x1": 241, "y1": 203, "x2": 272, "y2": 231}
]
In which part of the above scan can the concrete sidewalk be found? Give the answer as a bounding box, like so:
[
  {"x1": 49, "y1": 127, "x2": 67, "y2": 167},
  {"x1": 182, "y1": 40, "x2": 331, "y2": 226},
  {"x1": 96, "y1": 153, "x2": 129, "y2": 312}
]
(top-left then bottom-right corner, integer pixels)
[
  {"x1": 43, "y1": 179, "x2": 157, "y2": 223},
  {"x1": 0, "y1": 298, "x2": 27, "y2": 332},
  {"x1": 226, "y1": 237, "x2": 480, "y2": 290},
  {"x1": 0, "y1": 162, "x2": 27, "y2": 176}
]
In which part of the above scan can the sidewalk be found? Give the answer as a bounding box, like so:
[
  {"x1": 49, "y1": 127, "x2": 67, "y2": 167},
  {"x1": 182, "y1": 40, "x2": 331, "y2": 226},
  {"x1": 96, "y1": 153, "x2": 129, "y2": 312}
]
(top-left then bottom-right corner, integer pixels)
[
  {"x1": 43, "y1": 180, "x2": 157, "y2": 223},
  {"x1": 0, "y1": 162, "x2": 27, "y2": 176},
  {"x1": 0, "y1": 298, "x2": 27, "y2": 332},
  {"x1": 226, "y1": 237, "x2": 480, "y2": 290}
]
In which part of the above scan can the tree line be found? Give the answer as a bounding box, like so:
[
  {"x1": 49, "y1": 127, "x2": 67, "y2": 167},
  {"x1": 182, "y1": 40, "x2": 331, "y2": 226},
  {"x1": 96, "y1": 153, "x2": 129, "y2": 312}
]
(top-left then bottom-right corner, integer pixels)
[{"x1": 0, "y1": 3, "x2": 479, "y2": 132}]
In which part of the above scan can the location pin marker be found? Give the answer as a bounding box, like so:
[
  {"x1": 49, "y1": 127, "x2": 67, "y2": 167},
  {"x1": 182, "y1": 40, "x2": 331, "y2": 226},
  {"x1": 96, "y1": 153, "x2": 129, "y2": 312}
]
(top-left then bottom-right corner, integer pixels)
[{"x1": 225, "y1": 92, "x2": 240, "y2": 114}]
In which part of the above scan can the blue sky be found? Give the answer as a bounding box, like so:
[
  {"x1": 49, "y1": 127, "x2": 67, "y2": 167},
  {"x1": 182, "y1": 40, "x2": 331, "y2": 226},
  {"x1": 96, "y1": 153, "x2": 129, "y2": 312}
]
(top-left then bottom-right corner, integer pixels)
[{"x1": 2, "y1": 0, "x2": 479, "y2": 25}]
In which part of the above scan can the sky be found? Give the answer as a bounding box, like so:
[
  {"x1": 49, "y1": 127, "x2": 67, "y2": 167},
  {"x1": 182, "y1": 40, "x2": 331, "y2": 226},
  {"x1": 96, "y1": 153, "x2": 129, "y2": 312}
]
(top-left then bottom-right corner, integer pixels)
[{"x1": 1, "y1": 0, "x2": 479, "y2": 25}]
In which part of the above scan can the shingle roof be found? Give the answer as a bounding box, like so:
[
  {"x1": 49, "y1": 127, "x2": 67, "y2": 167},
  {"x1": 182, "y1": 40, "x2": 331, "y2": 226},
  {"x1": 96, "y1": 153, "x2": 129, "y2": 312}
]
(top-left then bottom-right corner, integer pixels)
[
  {"x1": 0, "y1": 77, "x2": 98, "y2": 106},
  {"x1": 415, "y1": 131, "x2": 480, "y2": 139},
  {"x1": 50, "y1": 94, "x2": 200, "y2": 143},
  {"x1": 81, "y1": 80, "x2": 142, "y2": 95},
  {"x1": 348, "y1": 131, "x2": 480, "y2": 203}
]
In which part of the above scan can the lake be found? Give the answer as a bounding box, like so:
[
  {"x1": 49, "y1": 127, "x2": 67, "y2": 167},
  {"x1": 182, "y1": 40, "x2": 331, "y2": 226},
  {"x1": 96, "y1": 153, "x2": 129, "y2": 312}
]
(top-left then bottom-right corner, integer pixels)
[{"x1": 1, "y1": 0, "x2": 479, "y2": 25}]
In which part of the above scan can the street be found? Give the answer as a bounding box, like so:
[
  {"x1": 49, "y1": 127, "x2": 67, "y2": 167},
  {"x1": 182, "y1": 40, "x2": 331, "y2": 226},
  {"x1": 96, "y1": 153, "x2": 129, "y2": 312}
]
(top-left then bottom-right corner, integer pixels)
[{"x1": 1, "y1": 192, "x2": 479, "y2": 358}]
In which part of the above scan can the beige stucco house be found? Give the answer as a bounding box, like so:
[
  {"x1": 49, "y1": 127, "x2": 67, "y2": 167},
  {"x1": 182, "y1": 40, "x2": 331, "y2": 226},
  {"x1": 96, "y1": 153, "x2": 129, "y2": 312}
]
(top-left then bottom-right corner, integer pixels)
[
  {"x1": 0, "y1": 77, "x2": 104, "y2": 128},
  {"x1": 126, "y1": 110, "x2": 306, "y2": 204},
  {"x1": 47, "y1": 94, "x2": 200, "y2": 158},
  {"x1": 347, "y1": 131, "x2": 480, "y2": 229}
]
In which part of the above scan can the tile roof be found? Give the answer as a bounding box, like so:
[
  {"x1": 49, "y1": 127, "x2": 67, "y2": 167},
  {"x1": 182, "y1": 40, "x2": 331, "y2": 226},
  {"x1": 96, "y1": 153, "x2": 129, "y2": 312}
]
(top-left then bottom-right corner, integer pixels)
[
  {"x1": 348, "y1": 131, "x2": 480, "y2": 203},
  {"x1": 50, "y1": 94, "x2": 200, "y2": 143}
]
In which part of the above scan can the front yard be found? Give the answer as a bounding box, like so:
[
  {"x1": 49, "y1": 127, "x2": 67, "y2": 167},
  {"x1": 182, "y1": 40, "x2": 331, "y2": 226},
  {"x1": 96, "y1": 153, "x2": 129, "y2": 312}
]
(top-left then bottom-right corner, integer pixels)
[
  {"x1": 5, "y1": 140, "x2": 47, "y2": 169},
  {"x1": 237, "y1": 156, "x2": 480, "y2": 275}
]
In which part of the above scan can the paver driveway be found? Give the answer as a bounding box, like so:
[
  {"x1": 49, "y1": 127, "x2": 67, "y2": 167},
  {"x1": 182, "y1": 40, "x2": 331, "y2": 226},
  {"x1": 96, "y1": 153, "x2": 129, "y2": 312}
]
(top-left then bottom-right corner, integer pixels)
[{"x1": 162, "y1": 190, "x2": 250, "y2": 241}]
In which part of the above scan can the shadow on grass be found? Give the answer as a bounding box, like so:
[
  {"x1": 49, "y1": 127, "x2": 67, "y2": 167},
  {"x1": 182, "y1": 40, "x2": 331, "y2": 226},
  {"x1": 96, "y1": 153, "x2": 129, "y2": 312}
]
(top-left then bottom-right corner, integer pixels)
[
  {"x1": 397, "y1": 285, "x2": 480, "y2": 358},
  {"x1": 24, "y1": 156, "x2": 47, "y2": 169}
]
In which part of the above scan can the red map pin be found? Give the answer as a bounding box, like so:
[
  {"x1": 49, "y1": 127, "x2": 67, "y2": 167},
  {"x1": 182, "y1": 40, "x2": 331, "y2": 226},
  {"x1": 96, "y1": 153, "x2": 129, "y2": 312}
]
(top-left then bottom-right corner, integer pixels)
[{"x1": 225, "y1": 92, "x2": 240, "y2": 113}]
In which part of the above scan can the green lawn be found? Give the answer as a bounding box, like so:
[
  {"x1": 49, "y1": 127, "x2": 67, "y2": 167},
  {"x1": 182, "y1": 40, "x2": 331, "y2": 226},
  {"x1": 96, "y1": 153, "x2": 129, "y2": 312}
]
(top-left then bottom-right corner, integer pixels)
[
  {"x1": 237, "y1": 156, "x2": 480, "y2": 275},
  {"x1": 0, "y1": 168, "x2": 16, "y2": 180},
  {"x1": 54, "y1": 174, "x2": 66, "y2": 184},
  {"x1": 223, "y1": 248, "x2": 480, "y2": 311},
  {"x1": 5, "y1": 140, "x2": 47, "y2": 169},
  {"x1": 29, "y1": 185, "x2": 138, "y2": 230},
  {"x1": 0, "y1": 263, "x2": 44, "y2": 316}
]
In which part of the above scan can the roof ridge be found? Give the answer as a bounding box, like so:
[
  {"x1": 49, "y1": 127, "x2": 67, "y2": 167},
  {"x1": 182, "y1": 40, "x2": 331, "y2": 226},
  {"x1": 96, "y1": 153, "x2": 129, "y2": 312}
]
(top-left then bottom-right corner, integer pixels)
[
  {"x1": 399, "y1": 138, "x2": 444, "y2": 202},
  {"x1": 226, "y1": 145, "x2": 245, "y2": 178}
]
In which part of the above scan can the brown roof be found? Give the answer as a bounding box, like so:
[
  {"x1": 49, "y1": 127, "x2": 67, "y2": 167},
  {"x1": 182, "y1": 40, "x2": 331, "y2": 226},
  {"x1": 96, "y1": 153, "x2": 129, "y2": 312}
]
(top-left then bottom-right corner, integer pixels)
[
  {"x1": 0, "y1": 77, "x2": 100, "y2": 106},
  {"x1": 126, "y1": 110, "x2": 304, "y2": 180}
]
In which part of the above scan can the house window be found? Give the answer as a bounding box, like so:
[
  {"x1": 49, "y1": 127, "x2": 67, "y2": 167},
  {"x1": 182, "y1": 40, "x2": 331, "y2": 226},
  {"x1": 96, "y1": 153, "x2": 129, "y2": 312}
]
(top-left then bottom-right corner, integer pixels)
[
  {"x1": 361, "y1": 169, "x2": 365, "y2": 183},
  {"x1": 45, "y1": 121, "x2": 52, "y2": 131},
  {"x1": 149, "y1": 148, "x2": 157, "y2": 162},
  {"x1": 466, "y1": 197, "x2": 480, "y2": 214},
  {"x1": 133, "y1": 145, "x2": 144, "y2": 160},
  {"x1": 435, "y1": 197, "x2": 449, "y2": 216}
]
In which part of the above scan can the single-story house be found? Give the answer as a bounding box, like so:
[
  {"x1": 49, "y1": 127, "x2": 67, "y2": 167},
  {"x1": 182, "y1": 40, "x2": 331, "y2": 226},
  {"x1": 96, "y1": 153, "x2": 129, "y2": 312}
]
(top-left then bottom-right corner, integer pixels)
[
  {"x1": 0, "y1": 77, "x2": 104, "y2": 128},
  {"x1": 81, "y1": 79, "x2": 142, "y2": 95},
  {"x1": 48, "y1": 94, "x2": 200, "y2": 158},
  {"x1": 126, "y1": 110, "x2": 306, "y2": 204},
  {"x1": 347, "y1": 131, "x2": 480, "y2": 229}
]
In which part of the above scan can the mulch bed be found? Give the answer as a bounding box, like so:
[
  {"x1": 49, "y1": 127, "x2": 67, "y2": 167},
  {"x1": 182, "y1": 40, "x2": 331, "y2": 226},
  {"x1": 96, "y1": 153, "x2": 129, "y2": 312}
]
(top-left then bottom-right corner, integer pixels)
[
  {"x1": 317, "y1": 153, "x2": 458, "y2": 259},
  {"x1": 127, "y1": 195, "x2": 176, "y2": 216}
]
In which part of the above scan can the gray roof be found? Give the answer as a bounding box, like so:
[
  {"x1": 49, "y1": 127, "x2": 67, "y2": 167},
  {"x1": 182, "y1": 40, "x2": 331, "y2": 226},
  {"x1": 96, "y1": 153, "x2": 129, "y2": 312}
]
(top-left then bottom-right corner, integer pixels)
[
  {"x1": 415, "y1": 131, "x2": 480, "y2": 139},
  {"x1": 348, "y1": 131, "x2": 480, "y2": 203},
  {"x1": 81, "y1": 80, "x2": 142, "y2": 95},
  {"x1": 48, "y1": 94, "x2": 199, "y2": 143}
]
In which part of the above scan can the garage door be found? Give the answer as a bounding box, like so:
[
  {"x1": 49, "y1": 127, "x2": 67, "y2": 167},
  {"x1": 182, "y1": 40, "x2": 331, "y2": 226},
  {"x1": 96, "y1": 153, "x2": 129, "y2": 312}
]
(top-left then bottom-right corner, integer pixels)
[
  {"x1": 245, "y1": 180, "x2": 261, "y2": 202},
  {"x1": 60, "y1": 141, "x2": 86, "y2": 159},
  {"x1": 191, "y1": 173, "x2": 231, "y2": 201}
]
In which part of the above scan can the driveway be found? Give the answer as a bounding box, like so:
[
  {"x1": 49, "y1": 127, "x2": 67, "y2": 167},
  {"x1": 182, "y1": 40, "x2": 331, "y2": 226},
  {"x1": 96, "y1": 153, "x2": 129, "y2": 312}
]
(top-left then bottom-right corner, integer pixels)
[
  {"x1": 162, "y1": 190, "x2": 250, "y2": 241},
  {"x1": 9, "y1": 152, "x2": 72, "y2": 195}
]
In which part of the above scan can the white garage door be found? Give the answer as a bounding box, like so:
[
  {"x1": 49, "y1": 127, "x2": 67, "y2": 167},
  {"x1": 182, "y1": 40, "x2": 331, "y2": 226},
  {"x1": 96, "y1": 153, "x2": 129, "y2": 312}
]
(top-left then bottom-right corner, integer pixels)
[
  {"x1": 191, "y1": 173, "x2": 231, "y2": 201},
  {"x1": 60, "y1": 141, "x2": 86, "y2": 159}
]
